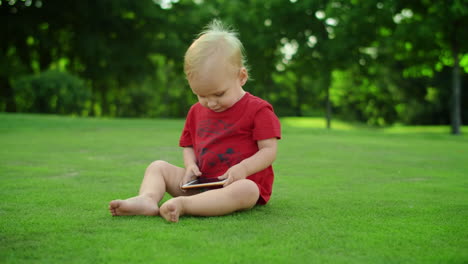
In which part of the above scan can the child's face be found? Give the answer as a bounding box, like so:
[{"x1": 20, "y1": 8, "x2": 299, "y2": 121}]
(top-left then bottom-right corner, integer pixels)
[{"x1": 188, "y1": 63, "x2": 247, "y2": 112}]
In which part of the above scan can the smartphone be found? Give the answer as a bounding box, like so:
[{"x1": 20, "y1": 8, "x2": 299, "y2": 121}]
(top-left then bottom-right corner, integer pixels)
[{"x1": 181, "y1": 177, "x2": 227, "y2": 189}]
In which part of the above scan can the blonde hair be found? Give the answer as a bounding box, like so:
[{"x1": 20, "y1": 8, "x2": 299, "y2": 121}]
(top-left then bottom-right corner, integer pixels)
[{"x1": 184, "y1": 19, "x2": 248, "y2": 79}]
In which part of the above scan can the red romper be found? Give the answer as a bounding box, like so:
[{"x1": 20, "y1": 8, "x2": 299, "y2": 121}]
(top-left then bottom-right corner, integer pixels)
[{"x1": 179, "y1": 92, "x2": 281, "y2": 204}]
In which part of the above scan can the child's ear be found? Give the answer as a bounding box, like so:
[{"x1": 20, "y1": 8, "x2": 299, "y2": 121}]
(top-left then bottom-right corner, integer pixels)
[{"x1": 239, "y1": 67, "x2": 248, "y2": 86}]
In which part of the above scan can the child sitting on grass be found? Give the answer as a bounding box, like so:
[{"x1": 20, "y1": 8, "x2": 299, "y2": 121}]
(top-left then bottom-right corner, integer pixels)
[{"x1": 109, "y1": 20, "x2": 281, "y2": 222}]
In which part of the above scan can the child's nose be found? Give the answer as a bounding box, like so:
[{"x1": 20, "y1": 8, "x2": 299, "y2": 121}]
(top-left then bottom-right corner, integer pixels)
[{"x1": 207, "y1": 100, "x2": 217, "y2": 108}]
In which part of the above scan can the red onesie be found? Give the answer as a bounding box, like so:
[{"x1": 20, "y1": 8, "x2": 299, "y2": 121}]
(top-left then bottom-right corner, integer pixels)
[{"x1": 179, "y1": 92, "x2": 281, "y2": 204}]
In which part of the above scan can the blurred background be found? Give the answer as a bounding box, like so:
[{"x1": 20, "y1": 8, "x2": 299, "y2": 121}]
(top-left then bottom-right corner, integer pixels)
[{"x1": 1, "y1": 0, "x2": 467, "y2": 133}]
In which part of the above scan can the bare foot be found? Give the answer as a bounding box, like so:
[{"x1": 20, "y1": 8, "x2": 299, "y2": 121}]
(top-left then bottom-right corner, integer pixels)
[
  {"x1": 160, "y1": 198, "x2": 185, "y2": 222},
  {"x1": 109, "y1": 194, "x2": 159, "y2": 216}
]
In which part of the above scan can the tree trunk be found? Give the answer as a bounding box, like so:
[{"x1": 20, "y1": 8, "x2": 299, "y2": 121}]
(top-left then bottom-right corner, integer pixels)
[
  {"x1": 324, "y1": 70, "x2": 332, "y2": 129},
  {"x1": 0, "y1": 76, "x2": 16, "y2": 112},
  {"x1": 295, "y1": 78, "x2": 303, "y2": 117},
  {"x1": 451, "y1": 30, "x2": 462, "y2": 135}
]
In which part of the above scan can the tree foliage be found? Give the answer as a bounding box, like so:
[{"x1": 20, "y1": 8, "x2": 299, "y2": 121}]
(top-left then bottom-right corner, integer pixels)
[
  {"x1": 13, "y1": 70, "x2": 91, "y2": 115},
  {"x1": 1, "y1": 0, "x2": 466, "y2": 133}
]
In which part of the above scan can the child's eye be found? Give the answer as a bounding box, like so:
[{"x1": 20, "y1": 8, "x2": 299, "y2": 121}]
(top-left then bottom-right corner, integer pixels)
[{"x1": 215, "y1": 92, "x2": 225, "y2": 97}]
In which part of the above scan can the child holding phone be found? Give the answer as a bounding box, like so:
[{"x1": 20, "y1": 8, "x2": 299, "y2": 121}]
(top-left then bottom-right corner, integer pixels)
[{"x1": 109, "y1": 20, "x2": 281, "y2": 222}]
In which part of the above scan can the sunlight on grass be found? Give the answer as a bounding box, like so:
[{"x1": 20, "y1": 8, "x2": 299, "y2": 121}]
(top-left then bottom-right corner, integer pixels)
[
  {"x1": 282, "y1": 117, "x2": 467, "y2": 136},
  {"x1": 383, "y1": 125, "x2": 451, "y2": 134},
  {"x1": 281, "y1": 117, "x2": 355, "y2": 130}
]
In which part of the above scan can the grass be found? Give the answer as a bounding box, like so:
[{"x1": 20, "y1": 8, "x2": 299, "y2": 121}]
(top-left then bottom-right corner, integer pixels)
[{"x1": 1, "y1": 113, "x2": 467, "y2": 263}]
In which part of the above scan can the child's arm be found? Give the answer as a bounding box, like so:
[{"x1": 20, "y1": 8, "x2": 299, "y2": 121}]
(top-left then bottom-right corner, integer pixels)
[
  {"x1": 180, "y1": 147, "x2": 202, "y2": 188},
  {"x1": 219, "y1": 138, "x2": 277, "y2": 186}
]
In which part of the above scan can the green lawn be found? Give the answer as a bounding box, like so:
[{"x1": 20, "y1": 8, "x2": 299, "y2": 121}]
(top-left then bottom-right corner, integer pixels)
[{"x1": 1, "y1": 113, "x2": 467, "y2": 263}]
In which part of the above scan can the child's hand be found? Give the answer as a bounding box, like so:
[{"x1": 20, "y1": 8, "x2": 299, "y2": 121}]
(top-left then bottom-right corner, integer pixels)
[
  {"x1": 180, "y1": 165, "x2": 202, "y2": 190},
  {"x1": 219, "y1": 163, "x2": 248, "y2": 187}
]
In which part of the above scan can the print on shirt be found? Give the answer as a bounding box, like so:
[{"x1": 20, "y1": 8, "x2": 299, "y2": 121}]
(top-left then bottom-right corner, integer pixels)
[
  {"x1": 196, "y1": 119, "x2": 244, "y2": 176},
  {"x1": 199, "y1": 147, "x2": 243, "y2": 168}
]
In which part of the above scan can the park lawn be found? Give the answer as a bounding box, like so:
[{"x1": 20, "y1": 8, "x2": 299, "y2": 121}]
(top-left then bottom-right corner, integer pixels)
[{"x1": 0, "y1": 113, "x2": 467, "y2": 263}]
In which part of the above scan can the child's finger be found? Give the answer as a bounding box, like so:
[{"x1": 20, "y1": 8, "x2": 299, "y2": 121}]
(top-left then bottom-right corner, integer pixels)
[
  {"x1": 179, "y1": 181, "x2": 187, "y2": 192},
  {"x1": 193, "y1": 167, "x2": 202, "y2": 176},
  {"x1": 218, "y1": 173, "x2": 227, "y2": 180},
  {"x1": 179, "y1": 173, "x2": 195, "y2": 191},
  {"x1": 222, "y1": 174, "x2": 232, "y2": 187},
  {"x1": 179, "y1": 173, "x2": 193, "y2": 190}
]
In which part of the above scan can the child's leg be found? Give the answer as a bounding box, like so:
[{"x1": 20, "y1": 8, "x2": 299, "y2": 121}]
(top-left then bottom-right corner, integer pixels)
[
  {"x1": 159, "y1": 179, "x2": 260, "y2": 222},
  {"x1": 109, "y1": 160, "x2": 195, "y2": 216}
]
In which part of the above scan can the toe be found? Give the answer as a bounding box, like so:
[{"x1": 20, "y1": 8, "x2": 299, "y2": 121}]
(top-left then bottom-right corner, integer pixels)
[{"x1": 109, "y1": 200, "x2": 120, "y2": 209}]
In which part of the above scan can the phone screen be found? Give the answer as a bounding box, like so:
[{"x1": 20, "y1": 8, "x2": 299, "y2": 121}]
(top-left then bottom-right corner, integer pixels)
[
  {"x1": 182, "y1": 177, "x2": 226, "y2": 189},
  {"x1": 197, "y1": 177, "x2": 222, "y2": 183}
]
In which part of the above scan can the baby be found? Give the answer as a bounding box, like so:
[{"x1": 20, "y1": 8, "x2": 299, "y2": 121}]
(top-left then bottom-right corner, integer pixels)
[{"x1": 109, "y1": 20, "x2": 281, "y2": 222}]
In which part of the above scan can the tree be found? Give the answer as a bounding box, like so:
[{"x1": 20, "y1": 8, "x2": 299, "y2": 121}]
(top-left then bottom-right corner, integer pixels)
[
  {"x1": 0, "y1": 0, "x2": 191, "y2": 116},
  {"x1": 2, "y1": 0, "x2": 466, "y2": 131},
  {"x1": 390, "y1": 0, "x2": 468, "y2": 134}
]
